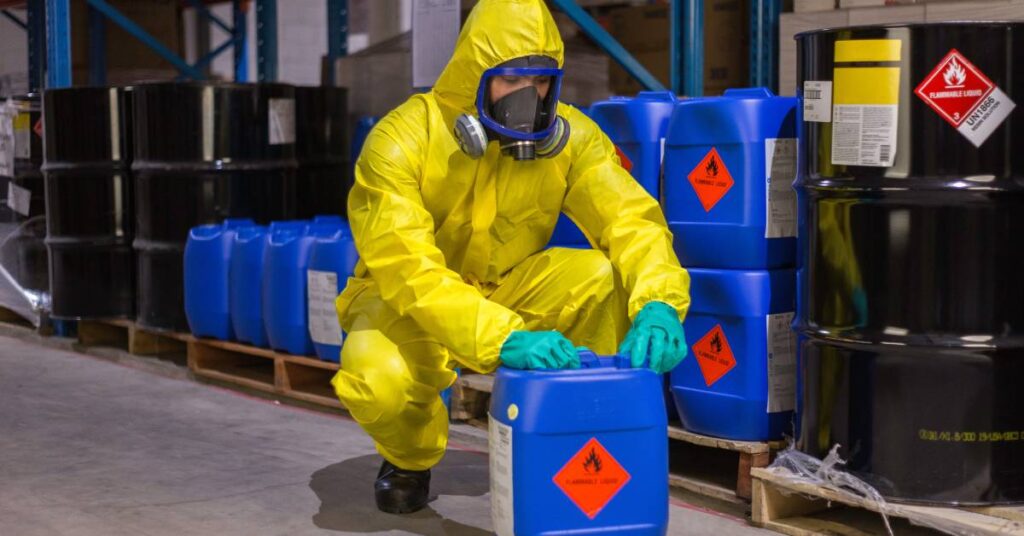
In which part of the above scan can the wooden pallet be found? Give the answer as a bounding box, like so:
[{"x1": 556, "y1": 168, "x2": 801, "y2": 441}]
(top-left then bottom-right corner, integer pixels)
[
  {"x1": 449, "y1": 371, "x2": 784, "y2": 503},
  {"x1": 752, "y1": 466, "x2": 1024, "y2": 536},
  {"x1": 78, "y1": 319, "x2": 190, "y2": 356},
  {"x1": 188, "y1": 337, "x2": 343, "y2": 411},
  {"x1": 669, "y1": 425, "x2": 785, "y2": 503}
]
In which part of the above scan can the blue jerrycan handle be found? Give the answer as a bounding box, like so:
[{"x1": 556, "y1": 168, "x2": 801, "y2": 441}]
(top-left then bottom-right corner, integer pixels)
[{"x1": 577, "y1": 349, "x2": 639, "y2": 370}]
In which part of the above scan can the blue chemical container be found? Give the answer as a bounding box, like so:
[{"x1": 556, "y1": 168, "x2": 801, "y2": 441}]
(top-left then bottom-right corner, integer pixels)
[
  {"x1": 351, "y1": 116, "x2": 378, "y2": 167},
  {"x1": 307, "y1": 222, "x2": 359, "y2": 362},
  {"x1": 589, "y1": 91, "x2": 677, "y2": 198},
  {"x1": 230, "y1": 225, "x2": 270, "y2": 347},
  {"x1": 663, "y1": 88, "x2": 799, "y2": 269},
  {"x1": 547, "y1": 215, "x2": 590, "y2": 249},
  {"x1": 263, "y1": 216, "x2": 344, "y2": 356},
  {"x1": 490, "y1": 351, "x2": 668, "y2": 535},
  {"x1": 184, "y1": 218, "x2": 254, "y2": 340},
  {"x1": 671, "y1": 267, "x2": 797, "y2": 441}
]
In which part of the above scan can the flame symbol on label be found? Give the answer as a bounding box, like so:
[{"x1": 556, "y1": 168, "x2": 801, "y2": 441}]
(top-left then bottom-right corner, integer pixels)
[
  {"x1": 706, "y1": 156, "x2": 719, "y2": 177},
  {"x1": 710, "y1": 333, "x2": 723, "y2": 353},
  {"x1": 583, "y1": 448, "x2": 603, "y2": 474},
  {"x1": 943, "y1": 58, "x2": 967, "y2": 88}
]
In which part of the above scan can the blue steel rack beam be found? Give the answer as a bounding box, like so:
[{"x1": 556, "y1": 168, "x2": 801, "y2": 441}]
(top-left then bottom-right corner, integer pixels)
[
  {"x1": 88, "y1": 5, "x2": 106, "y2": 86},
  {"x1": 672, "y1": 0, "x2": 703, "y2": 97},
  {"x1": 549, "y1": 0, "x2": 665, "y2": 92},
  {"x1": 27, "y1": 0, "x2": 45, "y2": 92},
  {"x1": 325, "y1": 0, "x2": 348, "y2": 85},
  {"x1": 232, "y1": 0, "x2": 248, "y2": 81},
  {"x1": 45, "y1": 0, "x2": 71, "y2": 88},
  {"x1": 750, "y1": 0, "x2": 779, "y2": 91},
  {"x1": 256, "y1": 0, "x2": 277, "y2": 82}
]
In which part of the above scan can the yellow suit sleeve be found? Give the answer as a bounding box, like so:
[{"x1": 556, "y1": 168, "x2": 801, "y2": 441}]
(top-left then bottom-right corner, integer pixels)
[
  {"x1": 348, "y1": 103, "x2": 526, "y2": 373},
  {"x1": 562, "y1": 108, "x2": 691, "y2": 322}
]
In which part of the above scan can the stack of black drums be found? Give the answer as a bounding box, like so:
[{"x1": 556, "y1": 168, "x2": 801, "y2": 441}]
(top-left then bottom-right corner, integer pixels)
[
  {"x1": 43, "y1": 87, "x2": 135, "y2": 319},
  {"x1": 294, "y1": 86, "x2": 350, "y2": 218},
  {"x1": 131, "y1": 82, "x2": 298, "y2": 330},
  {"x1": 795, "y1": 22, "x2": 1023, "y2": 504}
]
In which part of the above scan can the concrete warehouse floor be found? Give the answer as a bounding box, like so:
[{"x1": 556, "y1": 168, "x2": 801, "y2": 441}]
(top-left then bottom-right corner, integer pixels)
[{"x1": 0, "y1": 334, "x2": 775, "y2": 535}]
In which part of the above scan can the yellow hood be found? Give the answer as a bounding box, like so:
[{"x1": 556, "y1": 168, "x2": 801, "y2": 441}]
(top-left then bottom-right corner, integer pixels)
[{"x1": 433, "y1": 0, "x2": 565, "y2": 116}]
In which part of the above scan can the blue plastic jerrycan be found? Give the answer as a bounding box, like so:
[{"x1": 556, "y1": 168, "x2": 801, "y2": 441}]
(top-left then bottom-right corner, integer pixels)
[
  {"x1": 671, "y1": 267, "x2": 797, "y2": 441},
  {"x1": 307, "y1": 222, "x2": 359, "y2": 362},
  {"x1": 490, "y1": 351, "x2": 668, "y2": 535},
  {"x1": 589, "y1": 91, "x2": 677, "y2": 198},
  {"x1": 184, "y1": 218, "x2": 255, "y2": 340},
  {"x1": 263, "y1": 216, "x2": 344, "y2": 356},
  {"x1": 230, "y1": 225, "x2": 270, "y2": 347},
  {"x1": 663, "y1": 87, "x2": 799, "y2": 269}
]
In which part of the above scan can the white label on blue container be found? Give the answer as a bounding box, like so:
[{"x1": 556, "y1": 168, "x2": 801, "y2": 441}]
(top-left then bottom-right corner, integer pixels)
[
  {"x1": 803, "y1": 81, "x2": 833, "y2": 123},
  {"x1": 307, "y1": 270, "x2": 342, "y2": 346},
  {"x1": 766, "y1": 312, "x2": 797, "y2": 414},
  {"x1": 765, "y1": 139, "x2": 798, "y2": 239},
  {"x1": 490, "y1": 415, "x2": 514, "y2": 536}
]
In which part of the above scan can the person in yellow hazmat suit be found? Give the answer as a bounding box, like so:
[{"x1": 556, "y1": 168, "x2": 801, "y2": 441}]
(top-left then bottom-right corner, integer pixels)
[{"x1": 331, "y1": 0, "x2": 691, "y2": 514}]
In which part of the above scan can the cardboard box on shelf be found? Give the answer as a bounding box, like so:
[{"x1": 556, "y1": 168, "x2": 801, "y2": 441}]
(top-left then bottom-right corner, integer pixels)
[
  {"x1": 607, "y1": 0, "x2": 748, "y2": 96},
  {"x1": 71, "y1": 0, "x2": 182, "y2": 84},
  {"x1": 777, "y1": 10, "x2": 850, "y2": 96},
  {"x1": 847, "y1": 4, "x2": 924, "y2": 24},
  {"x1": 925, "y1": 0, "x2": 1024, "y2": 20}
]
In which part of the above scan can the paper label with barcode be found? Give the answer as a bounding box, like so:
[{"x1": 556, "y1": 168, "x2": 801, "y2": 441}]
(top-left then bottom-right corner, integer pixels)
[
  {"x1": 7, "y1": 181, "x2": 31, "y2": 216},
  {"x1": 830, "y1": 105, "x2": 898, "y2": 167},
  {"x1": 307, "y1": 270, "x2": 342, "y2": 347},
  {"x1": 490, "y1": 416, "x2": 514, "y2": 536},
  {"x1": 766, "y1": 312, "x2": 797, "y2": 413},
  {"x1": 268, "y1": 98, "x2": 296, "y2": 145},
  {"x1": 803, "y1": 81, "x2": 832, "y2": 122},
  {"x1": 765, "y1": 138, "x2": 797, "y2": 239}
]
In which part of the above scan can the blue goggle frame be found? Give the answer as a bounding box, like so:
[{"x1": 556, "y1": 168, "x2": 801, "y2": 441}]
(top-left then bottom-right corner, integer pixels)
[{"x1": 475, "y1": 67, "x2": 564, "y2": 141}]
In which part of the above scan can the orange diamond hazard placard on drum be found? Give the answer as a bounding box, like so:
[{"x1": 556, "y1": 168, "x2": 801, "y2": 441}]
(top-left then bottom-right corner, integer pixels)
[
  {"x1": 688, "y1": 147, "x2": 734, "y2": 212},
  {"x1": 553, "y1": 438, "x2": 631, "y2": 519},
  {"x1": 693, "y1": 324, "x2": 737, "y2": 387}
]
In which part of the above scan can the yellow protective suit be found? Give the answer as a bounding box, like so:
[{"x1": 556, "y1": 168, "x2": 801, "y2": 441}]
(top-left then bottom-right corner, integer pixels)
[{"x1": 332, "y1": 0, "x2": 691, "y2": 471}]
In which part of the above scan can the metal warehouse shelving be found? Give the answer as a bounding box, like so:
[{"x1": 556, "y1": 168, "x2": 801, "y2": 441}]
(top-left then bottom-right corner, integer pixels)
[{"x1": 2, "y1": 0, "x2": 779, "y2": 94}]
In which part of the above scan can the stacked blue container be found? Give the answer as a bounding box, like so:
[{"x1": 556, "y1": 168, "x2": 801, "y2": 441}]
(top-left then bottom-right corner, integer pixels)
[
  {"x1": 663, "y1": 88, "x2": 799, "y2": 441},
  {"x1": 307, "y1": 222, "x2": 359, "y2": 362},
  {"x1": 490, "y1": 351, "x2": 668, "y2": 535},
  {"x1": 231, "y1": 225, "x2": 271, "y2": 347},
  {"x1": 263, "y1": 216, "x2": 344, "y2": 356},
  {"x1": 184, "y1": 219, "x2": 254, "y2": 340}
]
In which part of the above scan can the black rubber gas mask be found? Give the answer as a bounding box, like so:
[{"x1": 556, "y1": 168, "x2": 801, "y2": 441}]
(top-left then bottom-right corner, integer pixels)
[{"x1": 453, "y1": 57, "x2": 570, "y2": 161}]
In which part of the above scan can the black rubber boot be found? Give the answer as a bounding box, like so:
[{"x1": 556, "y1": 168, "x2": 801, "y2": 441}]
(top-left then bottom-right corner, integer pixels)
[{"x1": 374, "y1": 460, "x2": 431, "y2": 514}]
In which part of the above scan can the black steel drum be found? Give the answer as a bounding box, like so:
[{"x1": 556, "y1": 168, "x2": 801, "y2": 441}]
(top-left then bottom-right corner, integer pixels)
[
  {"x1": 132, "y1": 82, "x2": 297, "y2": 331},
  {"x1": 294, "y1": 86, "x2": 349, "y2": 218},
  {"x1": 796, "y1": 23, "x2": 1024, "y2": 504},
  {"x1": 43, "y1": 87, "x2": 135, "y2": 319}
]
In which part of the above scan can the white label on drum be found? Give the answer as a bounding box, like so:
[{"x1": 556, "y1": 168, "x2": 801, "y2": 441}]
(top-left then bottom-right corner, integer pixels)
[
  {"x1": 765, "y1": 138, "x2": 797, "y2": 239},
  {"x1": 307, "y1": 270, "x2": 342, "y2": 347},
  {"x1": 803, "y1": 81, "x2": 833, "y2": 123},
  {"x1": 268, "y1": 98, "x2": 296, "y2": 145},
  {"x1": 766, "y1": 312, "x2": 797, "y2": 414},
  {"x1": 490, "y1": 415, "x2": 514, "y2": 536}
]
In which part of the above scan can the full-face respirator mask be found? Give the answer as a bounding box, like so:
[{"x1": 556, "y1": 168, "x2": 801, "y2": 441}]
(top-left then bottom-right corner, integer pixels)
[{"x1": 453, "y1": 58, "x2": 570, "y2": 161}]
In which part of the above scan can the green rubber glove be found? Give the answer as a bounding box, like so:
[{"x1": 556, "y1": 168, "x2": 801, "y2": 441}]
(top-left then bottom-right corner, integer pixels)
[
  {"x1": 500, "y1": 330, "x2": 582, "y2": 370},
  {"x1": 619, "y1": 301, "x2": 687, "y2": 374}
]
